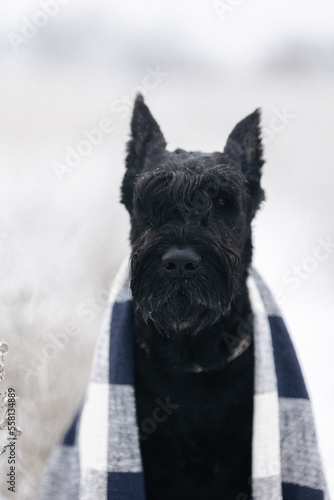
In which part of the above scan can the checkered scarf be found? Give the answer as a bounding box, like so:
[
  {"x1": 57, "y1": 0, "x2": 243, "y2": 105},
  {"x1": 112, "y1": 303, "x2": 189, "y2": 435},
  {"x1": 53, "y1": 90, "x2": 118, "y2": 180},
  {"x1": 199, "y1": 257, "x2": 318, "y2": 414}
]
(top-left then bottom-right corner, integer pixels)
[{"x1": 38, "y1": 260, "x2": 329, "y2": 500}]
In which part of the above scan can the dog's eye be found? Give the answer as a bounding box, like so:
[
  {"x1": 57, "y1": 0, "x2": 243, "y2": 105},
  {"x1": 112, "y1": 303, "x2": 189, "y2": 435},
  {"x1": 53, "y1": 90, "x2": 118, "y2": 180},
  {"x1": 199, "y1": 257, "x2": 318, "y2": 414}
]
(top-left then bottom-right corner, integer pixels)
[{"x1": 215, "y1": 197, "x2": 225, "y2": 208}]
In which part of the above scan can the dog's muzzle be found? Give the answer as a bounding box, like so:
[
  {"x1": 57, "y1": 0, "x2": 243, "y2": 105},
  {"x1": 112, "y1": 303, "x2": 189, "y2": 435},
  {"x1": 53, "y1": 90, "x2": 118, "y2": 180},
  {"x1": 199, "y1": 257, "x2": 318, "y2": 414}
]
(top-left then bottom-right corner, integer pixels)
[{"x1": 161, "y1": 246, "x2": 201, "y2": 278}]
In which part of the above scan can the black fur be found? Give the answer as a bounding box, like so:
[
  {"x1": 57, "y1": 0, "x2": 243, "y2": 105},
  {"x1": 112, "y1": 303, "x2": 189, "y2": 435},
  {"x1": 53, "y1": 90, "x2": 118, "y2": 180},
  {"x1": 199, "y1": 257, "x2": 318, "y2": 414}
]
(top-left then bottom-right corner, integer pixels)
[{"x1": 121, "y1": 94, "x2": 264, "y2": 500}]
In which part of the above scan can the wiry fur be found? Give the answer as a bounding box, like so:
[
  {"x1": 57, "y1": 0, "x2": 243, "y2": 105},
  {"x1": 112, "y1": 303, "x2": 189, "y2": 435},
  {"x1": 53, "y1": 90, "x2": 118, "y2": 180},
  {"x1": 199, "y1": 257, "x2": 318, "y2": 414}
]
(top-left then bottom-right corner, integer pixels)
[{"x1": 121, "y1": 94, "x2": 264, "y2": 499}]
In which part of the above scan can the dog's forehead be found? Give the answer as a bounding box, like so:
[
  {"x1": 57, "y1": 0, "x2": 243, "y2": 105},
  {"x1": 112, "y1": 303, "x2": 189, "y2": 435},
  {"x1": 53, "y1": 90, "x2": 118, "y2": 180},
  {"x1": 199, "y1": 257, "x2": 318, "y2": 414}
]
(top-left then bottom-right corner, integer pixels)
[
  {"x1": 172, "y1": 149, "x2": 219, "y2": 163},
  {"x1": 140, "y1": 149, "x2": 245, "y2": 186},
  {"x1": 152, "y1": 149, "x2": 224, "y2": 170}
]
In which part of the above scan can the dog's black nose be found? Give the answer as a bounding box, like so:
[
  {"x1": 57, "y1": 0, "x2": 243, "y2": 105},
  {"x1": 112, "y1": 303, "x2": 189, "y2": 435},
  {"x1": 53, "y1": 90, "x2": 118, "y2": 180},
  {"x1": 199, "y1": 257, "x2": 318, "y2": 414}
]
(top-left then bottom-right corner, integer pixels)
[{"x1": 162, "y1": 247, "x2": 201, "y2": 278}]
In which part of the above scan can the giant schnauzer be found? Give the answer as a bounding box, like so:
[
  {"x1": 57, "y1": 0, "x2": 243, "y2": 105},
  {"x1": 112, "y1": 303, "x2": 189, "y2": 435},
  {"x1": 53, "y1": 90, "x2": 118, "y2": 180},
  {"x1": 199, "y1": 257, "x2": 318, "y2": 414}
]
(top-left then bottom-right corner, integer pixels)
[{"x1": 121, "y1": 94, "x2": 264, "y2": 500}]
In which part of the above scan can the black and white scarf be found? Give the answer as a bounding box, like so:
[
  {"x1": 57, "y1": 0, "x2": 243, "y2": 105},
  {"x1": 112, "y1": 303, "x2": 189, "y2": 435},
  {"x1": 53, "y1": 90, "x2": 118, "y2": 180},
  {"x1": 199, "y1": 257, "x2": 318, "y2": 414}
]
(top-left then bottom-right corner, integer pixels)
[{"x1": 38, "y1": 260, "x2": 329, "y2": 500}]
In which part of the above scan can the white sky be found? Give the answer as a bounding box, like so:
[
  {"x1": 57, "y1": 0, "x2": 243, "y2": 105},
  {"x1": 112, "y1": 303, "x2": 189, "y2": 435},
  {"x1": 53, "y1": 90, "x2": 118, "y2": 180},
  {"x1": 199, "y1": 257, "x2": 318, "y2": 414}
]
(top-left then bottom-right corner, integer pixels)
[{"x1": 1, "y1": 0, "x2": 334, "y2": 71}]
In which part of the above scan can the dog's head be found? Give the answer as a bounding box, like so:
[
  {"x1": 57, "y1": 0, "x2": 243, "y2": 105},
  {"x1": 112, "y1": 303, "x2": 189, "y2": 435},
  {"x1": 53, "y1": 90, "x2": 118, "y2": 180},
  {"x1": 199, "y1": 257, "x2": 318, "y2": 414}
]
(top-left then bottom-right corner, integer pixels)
[{"x1": 121, "y1": 95, "x2": 264, "y2": 338}]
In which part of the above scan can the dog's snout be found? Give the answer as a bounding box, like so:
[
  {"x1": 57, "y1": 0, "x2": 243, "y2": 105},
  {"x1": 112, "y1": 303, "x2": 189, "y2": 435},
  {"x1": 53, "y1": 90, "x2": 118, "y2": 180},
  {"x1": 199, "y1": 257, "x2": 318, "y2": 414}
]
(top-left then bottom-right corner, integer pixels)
[{"x1": 162, "y1": 247, "x2": 201, "y2": 278}]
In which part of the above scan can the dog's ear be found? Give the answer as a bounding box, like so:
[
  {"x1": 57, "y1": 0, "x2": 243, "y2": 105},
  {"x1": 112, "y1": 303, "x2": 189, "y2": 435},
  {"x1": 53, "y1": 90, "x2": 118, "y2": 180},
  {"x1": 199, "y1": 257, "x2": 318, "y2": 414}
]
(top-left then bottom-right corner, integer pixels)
[
  {"x1": 126, "y1": 94, "x2": 166, "y2": 171},
  {"x1": 223, "y1": 109, "x2": 264, "y2": 214},
  {"x1": 121, "y1": 94, "x2": 166, "y2": 213}
]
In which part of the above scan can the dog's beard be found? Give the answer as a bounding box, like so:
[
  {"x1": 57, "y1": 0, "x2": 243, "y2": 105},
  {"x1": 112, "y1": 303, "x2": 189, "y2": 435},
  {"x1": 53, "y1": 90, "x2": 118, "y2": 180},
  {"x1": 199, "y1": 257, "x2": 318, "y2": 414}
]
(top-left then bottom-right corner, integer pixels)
[{"x1": 131, "y1": 239, "x2": 239, "y2": 337}]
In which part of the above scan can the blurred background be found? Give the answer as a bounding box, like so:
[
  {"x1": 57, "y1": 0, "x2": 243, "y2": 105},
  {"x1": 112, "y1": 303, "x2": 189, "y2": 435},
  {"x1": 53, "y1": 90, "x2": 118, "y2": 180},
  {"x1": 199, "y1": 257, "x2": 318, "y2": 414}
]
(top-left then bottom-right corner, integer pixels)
[{"x1": 0, "y1": 0, "x2": 333, "y2": 497}]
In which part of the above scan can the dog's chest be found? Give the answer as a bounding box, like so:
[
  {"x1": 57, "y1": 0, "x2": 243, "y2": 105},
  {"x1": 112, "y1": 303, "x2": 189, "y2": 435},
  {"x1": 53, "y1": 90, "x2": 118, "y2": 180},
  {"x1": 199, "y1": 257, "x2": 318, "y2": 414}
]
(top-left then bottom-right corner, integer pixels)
[{"x1": 134, "y1": 344, "x2": 254, "y2": 500}]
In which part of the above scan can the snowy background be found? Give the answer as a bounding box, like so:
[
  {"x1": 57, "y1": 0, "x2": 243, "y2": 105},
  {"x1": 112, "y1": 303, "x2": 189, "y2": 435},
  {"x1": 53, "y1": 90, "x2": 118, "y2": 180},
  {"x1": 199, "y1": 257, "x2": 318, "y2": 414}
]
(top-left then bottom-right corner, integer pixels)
[{"x1": 0, "y1": 0, "x2": 333, "y2": 498}]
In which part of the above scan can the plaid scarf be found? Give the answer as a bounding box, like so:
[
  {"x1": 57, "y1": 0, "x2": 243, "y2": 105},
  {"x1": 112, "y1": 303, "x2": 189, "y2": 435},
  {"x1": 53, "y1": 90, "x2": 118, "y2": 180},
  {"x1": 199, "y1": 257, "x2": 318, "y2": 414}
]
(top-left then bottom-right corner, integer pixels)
[{"x1": 38, "y1": 260, "x2": 329, "y2": 500}]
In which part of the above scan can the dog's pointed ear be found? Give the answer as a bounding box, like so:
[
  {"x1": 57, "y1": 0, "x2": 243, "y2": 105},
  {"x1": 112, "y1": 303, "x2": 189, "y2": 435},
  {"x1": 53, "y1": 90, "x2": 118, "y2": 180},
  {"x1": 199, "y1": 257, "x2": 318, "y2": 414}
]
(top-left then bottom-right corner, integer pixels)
[
  {"x1": 223, "y1": 109, "x2": 264, "y2": 214},
  {"x1": 126, "y1": 93, "x2": 166, "y2": 172},
  {"x1": 121, "y1": 94, "x2": 166, "y2": 213}
]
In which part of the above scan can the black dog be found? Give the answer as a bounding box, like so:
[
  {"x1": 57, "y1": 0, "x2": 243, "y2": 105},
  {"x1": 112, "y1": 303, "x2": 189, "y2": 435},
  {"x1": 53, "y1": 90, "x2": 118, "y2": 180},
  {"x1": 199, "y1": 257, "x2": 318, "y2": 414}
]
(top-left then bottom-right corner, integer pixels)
[{"x1": 121, "y1": 95, "x2": 264, "y2": 500}]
